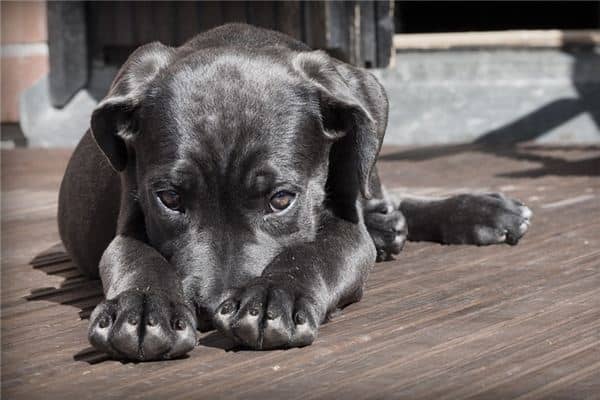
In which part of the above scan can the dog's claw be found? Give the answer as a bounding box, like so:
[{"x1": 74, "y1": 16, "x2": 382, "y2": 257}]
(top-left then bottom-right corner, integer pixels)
[
  {"x1": 98, "y1": 316, "x2": 110, "y2": 328},
  {"x1": 174, "y1": 319, "x2": 186, "y2": 331},
  {"x1": 220, "y1": 302, "x2": 235, "y2": 315}
]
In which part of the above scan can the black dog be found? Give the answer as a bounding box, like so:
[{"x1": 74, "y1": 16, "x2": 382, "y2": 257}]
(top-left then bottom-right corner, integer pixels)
[{"x1": 58, "y1": 24, "x2": 531, "y2": 361}]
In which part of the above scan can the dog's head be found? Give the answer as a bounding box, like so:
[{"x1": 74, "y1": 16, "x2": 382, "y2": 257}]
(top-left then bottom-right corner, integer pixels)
[{"x1": 90, "y1": 41, "x2": 383, "y2": 311}]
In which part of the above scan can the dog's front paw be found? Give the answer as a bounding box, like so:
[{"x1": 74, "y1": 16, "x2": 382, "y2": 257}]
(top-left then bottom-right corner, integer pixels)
[
  {"x1": 364, "y1": 199, "x2": 407, "y2": 261},
  {"x1": 214, "y1": 280, "x2": 321, "y2": 350},
  {"x1": 88, "y1": 290, "x2": 197, "y2": 361},
  {"x1": 441, "y1": 193, "x2": 532, "y2": 245}
]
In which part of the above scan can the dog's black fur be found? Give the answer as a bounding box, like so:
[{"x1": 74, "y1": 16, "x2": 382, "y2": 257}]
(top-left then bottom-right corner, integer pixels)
[{"x1": 58, "y1": 24, "x2": 531, "y2": 361}]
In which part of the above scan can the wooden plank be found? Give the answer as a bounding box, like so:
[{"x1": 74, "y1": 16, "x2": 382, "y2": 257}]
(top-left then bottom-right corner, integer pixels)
[
  {"x1": 175, "y1": 2, "x2": 201, "y2": 43},
  {"x1": 47, "y1": 1, "x2": 87, "y2": 107},
  {"x1": 303, "y1": 1, "x2": 361, "y2": 65},
  {"x1": 246, "y1": 1, "x2": 277, "y2": 30},
  {"x1": 1, "y1": 145, "x2": 599, "y2": 399},
  {"x1": 152, "y1": 1, "x2": 178, "y2": 46},
  {"x1": 360, "y1": 1, "x2": 377, "y2": 68},
  {"x1": 197, "y1": 1, "x2": 224, "y2": 31},
  {"x1": 276, "y1": 1, "x2": 302, "y2": 40},
  {"x1": 393, "y1": 29, "x2": 600, "y2": 50},
  {"x1": 110, "y1": 1, "x2": 135, "y2": 47},
  {"x1": 221, "y1": 1, "x2": 247, "y2": 24},
  {"x1": 324, "y1": 1, "x2": 353, "y2": 63},
  {"x1": 302, "y1": 1, "x2": 327, "y2": 50},
  {"x1": 375, "y1": 0, "x2": 394, "y2": 68},
  {"x1": 131, "y1": 1, "x2": 157, "y2": 46}
]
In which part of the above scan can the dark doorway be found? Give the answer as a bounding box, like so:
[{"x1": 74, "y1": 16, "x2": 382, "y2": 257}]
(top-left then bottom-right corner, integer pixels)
[{"x1": 395, "y1": 1, "x2": 600, "y2": 33}]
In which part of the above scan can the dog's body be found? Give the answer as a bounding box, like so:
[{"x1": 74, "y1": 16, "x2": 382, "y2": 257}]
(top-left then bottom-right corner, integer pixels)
[{"x1": 58, "y1": 24, "x2": 531, "y2": 360}]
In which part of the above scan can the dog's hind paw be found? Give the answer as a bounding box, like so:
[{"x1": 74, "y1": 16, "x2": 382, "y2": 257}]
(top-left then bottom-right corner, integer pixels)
[
  {"x1": 88, "y1": 289, "x2": 197, "y2": 361},
  {"x1": 364, "y1": 199, "x2": 408, "y2": 261}
]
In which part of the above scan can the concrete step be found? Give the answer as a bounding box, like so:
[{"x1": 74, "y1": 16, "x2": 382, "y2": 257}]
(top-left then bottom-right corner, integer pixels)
[
  {"x1": 19, "y1": 48, "x2": 600, "y2": 147},
  {"x1": 375, "y1": 47, "x2": 600, "y2": 145}
]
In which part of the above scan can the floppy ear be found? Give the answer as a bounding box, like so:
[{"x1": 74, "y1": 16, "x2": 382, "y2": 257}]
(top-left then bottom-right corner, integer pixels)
[
  {"x1": 293, "y1": 51, "x2": 386, "y2": 200},
  {"x1": 90, "y1": 42, "x2": 176, "y2": 171}
]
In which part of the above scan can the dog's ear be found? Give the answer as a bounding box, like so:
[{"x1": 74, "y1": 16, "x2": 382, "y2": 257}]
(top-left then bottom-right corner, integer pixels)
[
  {"x1": 91, "y1": 42, "x2": 176, "y2": 171},
  {"x1": 293, "y1": 51, "x2": 385, "y2": 200}
]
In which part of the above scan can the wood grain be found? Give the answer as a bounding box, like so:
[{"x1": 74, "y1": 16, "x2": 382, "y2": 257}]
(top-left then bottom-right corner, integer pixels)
[
  {"x1": 393, "y1": 29, "x2": 600, "y2": 50},
  {"x1": 1, "y1": 145, "x2": 599, "y2": 399}
]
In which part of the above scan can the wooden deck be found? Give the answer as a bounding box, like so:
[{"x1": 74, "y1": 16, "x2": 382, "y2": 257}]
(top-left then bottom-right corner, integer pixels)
[{"x1": 2, "y1": 144, "x2": 599, "y2": 399}]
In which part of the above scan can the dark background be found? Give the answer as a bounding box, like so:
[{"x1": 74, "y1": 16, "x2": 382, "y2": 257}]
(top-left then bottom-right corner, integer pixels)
[{"x1": 396, "y1": 1, "x2": 600, "y2": 33}]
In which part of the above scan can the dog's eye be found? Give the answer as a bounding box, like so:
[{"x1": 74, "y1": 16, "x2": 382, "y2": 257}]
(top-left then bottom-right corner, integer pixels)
[
  {"x1": 269, "y1": 191, "x2": 295, "y2": 212},
  {"x1": 157, "y1": 190, "x2": 182, "y2": 211}
]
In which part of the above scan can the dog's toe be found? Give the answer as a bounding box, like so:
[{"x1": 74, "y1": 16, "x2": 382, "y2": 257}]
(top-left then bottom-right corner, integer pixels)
[
  {"x1": 88, "y1": 291, "x2": 197, "y2": 361},
  {"x1": 215, "y1": 281, "x2": 320, "y2": 350},
  {"x1": 520, "y1": 205, "x2": 533, "y2": 220}
]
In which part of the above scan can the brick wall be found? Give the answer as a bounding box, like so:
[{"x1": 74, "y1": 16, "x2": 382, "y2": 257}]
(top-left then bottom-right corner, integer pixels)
[{"x1": 1, "y1": 1, "x2": 48, "y2": 122}]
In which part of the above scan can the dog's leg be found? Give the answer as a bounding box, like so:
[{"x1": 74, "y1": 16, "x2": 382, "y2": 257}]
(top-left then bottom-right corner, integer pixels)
[
  {"x1": 88, "y1": 235, "x2": 197, "y2": 360},
  {"x1": 213, "y1": 213, "x2": 375, "y2": 350},
  {"x1": 399, "y1": 193, "x2": 532, "y2": 245}
]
